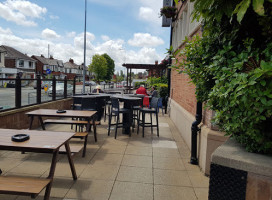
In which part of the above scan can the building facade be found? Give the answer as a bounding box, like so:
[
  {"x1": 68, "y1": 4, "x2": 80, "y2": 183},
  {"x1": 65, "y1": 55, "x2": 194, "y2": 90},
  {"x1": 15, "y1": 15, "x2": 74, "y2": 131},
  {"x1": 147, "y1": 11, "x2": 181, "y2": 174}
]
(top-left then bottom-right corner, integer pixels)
[{"x1": 168, "y1": 0, "x2": 227, "y2": 175}]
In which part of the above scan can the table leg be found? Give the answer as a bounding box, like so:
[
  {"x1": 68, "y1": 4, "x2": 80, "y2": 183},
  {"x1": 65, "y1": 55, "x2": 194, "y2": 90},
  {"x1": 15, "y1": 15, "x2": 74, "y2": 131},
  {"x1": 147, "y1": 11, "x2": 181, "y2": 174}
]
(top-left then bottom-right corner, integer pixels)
[
  {"x1": 93, "y1": 116, "x2": 97, "y2": 142},
  {"x1": 38, "y1": 116, "x2": 45, "y2": 130},
  {"x1": 28, "y1": 116, "x2": 34, "y2": 130},
  {"x1": 44, "y1": 149, "x2": 59, "y2": 200},
  {"x1": 64, "y1": 142, "x2": 77, "y2": 180}
]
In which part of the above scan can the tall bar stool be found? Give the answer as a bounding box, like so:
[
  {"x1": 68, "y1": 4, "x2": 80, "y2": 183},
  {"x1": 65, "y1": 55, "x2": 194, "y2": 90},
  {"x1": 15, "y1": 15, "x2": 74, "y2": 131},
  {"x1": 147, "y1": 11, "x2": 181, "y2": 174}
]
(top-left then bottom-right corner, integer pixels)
[
  {"x1": 132, "y1": 97, "x2": 143, "y2": 130},
  {"x1": 71, "y1": 96, "x2": 82, "y2": 131},
  {"x1": 81, "y1": 97, "x2": 97, "y2": 131},
  {"x1": 104, "y1": 96, "x2": 111, "y2": 122},
  {"x1": 108, "y1": 97, "x2": 130, "y2": 139},
  {"x1": 137, "y1": 97, "x2": 159, "y2": 137}
]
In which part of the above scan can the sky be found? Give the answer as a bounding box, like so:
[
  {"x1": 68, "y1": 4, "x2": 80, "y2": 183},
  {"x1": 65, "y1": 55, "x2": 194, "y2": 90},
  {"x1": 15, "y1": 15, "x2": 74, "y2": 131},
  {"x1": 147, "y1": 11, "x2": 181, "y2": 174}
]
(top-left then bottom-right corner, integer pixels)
[{"x1": 0, "y1": 0, "x2": 171, "y2": 72}]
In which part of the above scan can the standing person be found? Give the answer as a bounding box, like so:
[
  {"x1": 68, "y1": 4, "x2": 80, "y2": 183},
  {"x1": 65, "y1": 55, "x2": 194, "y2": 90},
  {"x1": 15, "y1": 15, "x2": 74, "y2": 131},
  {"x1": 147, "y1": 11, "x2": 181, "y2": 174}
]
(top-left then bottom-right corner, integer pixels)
[
  {"x1": 149, "y1": 86, "x2": 158, "y2": 97},
  {"x1": 92, "y1": 85, "x2": 104, "y2": 93},
  {"x1": 136, "y1": 85, "x2": 147, "y2": 95}
]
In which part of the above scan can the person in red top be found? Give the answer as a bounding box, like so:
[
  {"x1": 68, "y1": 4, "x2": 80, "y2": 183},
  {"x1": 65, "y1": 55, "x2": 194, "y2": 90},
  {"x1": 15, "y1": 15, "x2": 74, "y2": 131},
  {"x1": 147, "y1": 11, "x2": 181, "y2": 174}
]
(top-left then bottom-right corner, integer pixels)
[
  {"x1": 136, "y1": 85, "x2": 149, "y2": 107},
  {"x1": 136, "y1": 85, "x2": 148, "y2": 95}
]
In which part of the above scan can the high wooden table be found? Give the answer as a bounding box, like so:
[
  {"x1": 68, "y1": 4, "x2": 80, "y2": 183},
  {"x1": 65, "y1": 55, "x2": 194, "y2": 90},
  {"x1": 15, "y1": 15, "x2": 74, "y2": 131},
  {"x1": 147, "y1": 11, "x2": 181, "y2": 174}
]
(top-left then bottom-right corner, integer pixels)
[{"x1": 0, "y1": 128, "x2": 76, "y2": 200}]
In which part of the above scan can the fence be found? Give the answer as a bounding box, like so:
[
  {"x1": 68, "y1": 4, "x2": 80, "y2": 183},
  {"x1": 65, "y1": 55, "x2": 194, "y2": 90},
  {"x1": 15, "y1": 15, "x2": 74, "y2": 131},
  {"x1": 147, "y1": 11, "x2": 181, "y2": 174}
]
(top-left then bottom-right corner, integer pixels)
[{"x1": 0, "y1": 74, "x2": 76, "y2": 112}]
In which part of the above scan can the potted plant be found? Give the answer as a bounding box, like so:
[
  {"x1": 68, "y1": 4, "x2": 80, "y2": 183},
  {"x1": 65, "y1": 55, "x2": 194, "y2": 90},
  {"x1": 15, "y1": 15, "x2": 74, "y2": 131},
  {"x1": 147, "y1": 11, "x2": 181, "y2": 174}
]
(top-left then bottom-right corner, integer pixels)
[{"x1": 160, "y1": 6, "x2": 177, "y2": 19}]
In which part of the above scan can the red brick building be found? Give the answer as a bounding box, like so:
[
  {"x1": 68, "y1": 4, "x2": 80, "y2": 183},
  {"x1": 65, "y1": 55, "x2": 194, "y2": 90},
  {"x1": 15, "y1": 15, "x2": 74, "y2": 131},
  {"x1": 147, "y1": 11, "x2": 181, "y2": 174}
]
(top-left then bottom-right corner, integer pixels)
[{"x1": 168, "y1": 0, "x2": 227, "y2": 175}]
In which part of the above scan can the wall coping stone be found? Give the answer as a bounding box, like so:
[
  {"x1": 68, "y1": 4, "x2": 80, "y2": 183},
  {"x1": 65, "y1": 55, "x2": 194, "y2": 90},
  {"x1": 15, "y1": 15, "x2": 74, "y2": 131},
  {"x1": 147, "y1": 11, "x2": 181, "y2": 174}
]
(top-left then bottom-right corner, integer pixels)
[
  {"x1": 212, "y1": 138, "x2": 272, "y2": 178},
  {"x1": 0, "y1": 98, "x2": 72, "y2": 117}
]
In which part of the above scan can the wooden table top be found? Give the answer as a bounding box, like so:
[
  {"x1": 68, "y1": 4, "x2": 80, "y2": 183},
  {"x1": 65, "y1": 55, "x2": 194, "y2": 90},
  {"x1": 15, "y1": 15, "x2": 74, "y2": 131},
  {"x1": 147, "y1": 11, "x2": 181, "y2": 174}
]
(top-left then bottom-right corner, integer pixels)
[
  {"x1": 26, "y1": 109, "x2": 97, "y2": 118},
  {"x1": 0, "y1": 129, "x2": 74, "y2": 152},
  {"x1": 73, "y1": 94, "x2": 111, "y2": 98}
]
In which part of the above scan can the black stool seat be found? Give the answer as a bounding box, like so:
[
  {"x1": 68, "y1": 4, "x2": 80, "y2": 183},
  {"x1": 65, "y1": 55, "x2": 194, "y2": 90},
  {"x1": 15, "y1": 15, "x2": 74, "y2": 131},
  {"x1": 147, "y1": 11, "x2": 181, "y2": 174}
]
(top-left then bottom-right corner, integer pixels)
[
  {"x1": 137, "y1": 97, "x2": 159, "y2": 137},
  {"x1": 108, "y1": 98, "x2": 131, "y2": 139}
]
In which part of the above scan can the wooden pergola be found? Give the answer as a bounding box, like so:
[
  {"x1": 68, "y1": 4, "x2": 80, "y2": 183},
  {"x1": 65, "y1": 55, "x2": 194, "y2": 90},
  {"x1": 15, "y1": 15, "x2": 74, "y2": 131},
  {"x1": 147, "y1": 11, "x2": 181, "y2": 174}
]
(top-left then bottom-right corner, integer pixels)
[{"x1": 122, "y1": 63, "x2": 167, "y2": 90}]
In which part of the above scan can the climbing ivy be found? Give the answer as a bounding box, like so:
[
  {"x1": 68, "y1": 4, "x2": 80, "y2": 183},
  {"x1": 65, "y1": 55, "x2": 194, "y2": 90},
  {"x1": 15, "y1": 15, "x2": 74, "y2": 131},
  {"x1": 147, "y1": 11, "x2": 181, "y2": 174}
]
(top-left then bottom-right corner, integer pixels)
[{"x1": 173, "y1": 0, "x2": 272, "y2": 154}]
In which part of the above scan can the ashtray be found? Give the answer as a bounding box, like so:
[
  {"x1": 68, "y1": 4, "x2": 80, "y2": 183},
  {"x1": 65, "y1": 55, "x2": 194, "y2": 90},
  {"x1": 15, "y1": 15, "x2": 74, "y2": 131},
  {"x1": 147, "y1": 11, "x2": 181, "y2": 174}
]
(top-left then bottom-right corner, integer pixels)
[
  {"x1": 12, "y1": 134, "x2": 30, "y2": 142},
  {"x1": 56, "y1": 110, "x2": 66, "y2": 113}
]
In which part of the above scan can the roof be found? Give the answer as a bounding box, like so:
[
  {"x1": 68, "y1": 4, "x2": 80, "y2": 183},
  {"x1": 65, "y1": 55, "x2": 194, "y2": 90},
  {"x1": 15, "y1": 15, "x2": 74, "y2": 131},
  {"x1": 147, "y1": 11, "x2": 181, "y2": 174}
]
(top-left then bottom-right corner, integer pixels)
[
  {"x1": 32, "y1": 55, "x2": 49, "y2": 65},
  {"x1": 0, "y1": 46, "x2": 6, "y2": 53},
  {"x1": 64, "y1": 61, "x2": 80, "y2": 69},
  {"x1": 32, "y1": 55, "x2": 64, "y2": 67},
  {"x1": 1, "y1": 45, "x2": 36, "y2": 61},
  {"x1": 122, "y1": 63, "x2": 167, "y2": 70}
]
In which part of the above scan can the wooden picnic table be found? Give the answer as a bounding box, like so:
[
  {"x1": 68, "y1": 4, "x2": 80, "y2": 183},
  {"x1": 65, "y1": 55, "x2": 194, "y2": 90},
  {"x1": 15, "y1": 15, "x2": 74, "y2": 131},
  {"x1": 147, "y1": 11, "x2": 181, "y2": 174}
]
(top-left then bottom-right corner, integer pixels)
[
  {"x1": 0, "y1": 128, "x2": 76, "y2": 200},
  {"x1": 26, "y1": 109, "x2": 97, "y2": 137}
]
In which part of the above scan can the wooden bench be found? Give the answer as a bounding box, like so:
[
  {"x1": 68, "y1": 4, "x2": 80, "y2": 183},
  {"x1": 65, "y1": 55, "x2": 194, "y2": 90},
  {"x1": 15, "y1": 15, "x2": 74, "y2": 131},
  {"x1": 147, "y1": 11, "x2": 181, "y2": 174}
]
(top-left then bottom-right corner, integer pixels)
[
  {"x1": 0, "y1": 176, "x2": 51, "y2": 198},
  {"x1": 59, "y1": 132, "x2": 89, "y2": 157}
]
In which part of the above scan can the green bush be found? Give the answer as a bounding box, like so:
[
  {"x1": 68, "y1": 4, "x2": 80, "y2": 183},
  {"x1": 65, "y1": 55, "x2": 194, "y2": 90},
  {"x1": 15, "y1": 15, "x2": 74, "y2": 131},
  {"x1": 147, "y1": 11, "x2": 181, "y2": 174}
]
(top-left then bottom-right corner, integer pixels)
[
  {"x1": 147, "y1": 76, "x2": 167, "y2": 86},
  {"x1": 172, "y1": 0, "x2": 272, "y2": 154},
  {"x1": 153, "y1": 83, "x2": 168, "y2": 99},
  {"x1": 134, "y1": 81, "x2": 147, "y2": 88}
]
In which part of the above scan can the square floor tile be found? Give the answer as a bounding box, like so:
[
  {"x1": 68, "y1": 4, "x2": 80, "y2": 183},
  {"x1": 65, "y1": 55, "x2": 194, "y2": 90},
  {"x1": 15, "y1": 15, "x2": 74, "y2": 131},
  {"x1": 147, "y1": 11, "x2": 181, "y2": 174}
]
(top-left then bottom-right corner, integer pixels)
[
  {"x1": 65, "y1": 179, "x2": 114, "y2": 200},
  {"x1": 80, "y1": 163, "x2": 119, "y2": 180},
  {"x1": 153, "y1": 157, "x2": 185, "y2": 170},
  {"x1": 154, "y1": 169, "x2": 192, "y2": 187},
  {"x1": 194, "y1": 187, "x2": 209, "y2": 200},
  {"x1": 109, "y1": 181, "x2": 153, "y2": 200},
  {"x1": 154, "y1": 185, "x2": 197, "y2": 200},
  {"x1": 122, "y1": 155, "x2": 152, "y2": 168},
  {"x1": 117, "y1": 166, "x2": 153, "y2": 183},
  {"x1": 90, "y1": 153, "x2": 123, "y2": 165},
  {"x1": 125, "y1": 146, "x2": 152, "y2": 156},
  {"x1": 98, "y1": 144, "x2": 126, "y2": 154},
  {"x1": 152, "y1": 140, "x2": 177, "y2": 148},
  {"x1": 187, "y1": 171, "x2": 210, "y2": 188},
  {"x1": 153, "y1": 147, "x2": 180, "y2": 158}
]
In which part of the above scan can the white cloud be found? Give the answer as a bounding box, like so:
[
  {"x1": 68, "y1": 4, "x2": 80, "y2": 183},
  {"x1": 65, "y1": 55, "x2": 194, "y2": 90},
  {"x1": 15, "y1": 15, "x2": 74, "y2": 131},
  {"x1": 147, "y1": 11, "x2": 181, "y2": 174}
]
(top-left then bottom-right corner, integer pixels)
[
  {"x1": 0, "y1": 27, "x2": 13, "y2": 35},
  {"x1": 139, "y1": 7, "x2": 160, "y2": 24},
  {"x1": 66, "y1": 31, "x2": 76, "y2": 38},
  {"x1": 138, "y1": 0, "x2": 162, "y2": 24},
  {"x1": 0, "y1": 0, "x2": 46, "y2": 26},
  {"x1": 49, "y1": 15, "x2": 59, "y2": 20},
  {"x1": 74, "y1": 32, "x2": 95, "y2": 50},
  {"x1": 101, "y1": 35, "x2": 110, "y2": 41},
  {"x1": 42, "y1": 28, "x2": 60, "y2": 39},
  {"x1": 0, "y1": 25, "x2": 163, "y2": 72},
  {"x1": 128, "y1": 33, "x2": 164, "y2": 47}
]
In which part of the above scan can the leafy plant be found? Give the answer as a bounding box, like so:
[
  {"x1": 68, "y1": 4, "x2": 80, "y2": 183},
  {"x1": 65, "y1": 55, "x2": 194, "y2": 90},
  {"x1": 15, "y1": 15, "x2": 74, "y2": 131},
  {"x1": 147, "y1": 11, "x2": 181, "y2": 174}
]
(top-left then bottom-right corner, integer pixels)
[
  {"x1": 172, "y1": 0, "x2": 272, "y2": 154},
  {"x1": 89, "y1": 54, "x2": 107, "y2": 83},
  {"x1": 160, "y1": 6, "x2": 177, "y2": 18}
]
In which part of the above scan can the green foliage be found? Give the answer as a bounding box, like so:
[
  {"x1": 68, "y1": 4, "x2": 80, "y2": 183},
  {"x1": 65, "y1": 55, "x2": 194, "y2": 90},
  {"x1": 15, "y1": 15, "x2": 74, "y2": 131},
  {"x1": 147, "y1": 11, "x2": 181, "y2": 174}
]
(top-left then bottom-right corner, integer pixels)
[
  {"x1": 134, "y1": 81, "x2": 147, "y2": 88},
  {"x1": 146, "y1": 76, "x2": 168, "y2": 98},
  {"x1": 146, "y1": 76, "x2": 168, "y2": 86},
  {"x1": 153, "y1": 83, "x2": 168, "y2": 98},
  {"x1": 89, "y1": 54, "x2": 107, "y2": 82},
  {"x1": 173, "y1": 0, "x2": 272, "y2": 154},
  {"x1": 102, "y1": 53, "x2": 115, "y2": 81}
]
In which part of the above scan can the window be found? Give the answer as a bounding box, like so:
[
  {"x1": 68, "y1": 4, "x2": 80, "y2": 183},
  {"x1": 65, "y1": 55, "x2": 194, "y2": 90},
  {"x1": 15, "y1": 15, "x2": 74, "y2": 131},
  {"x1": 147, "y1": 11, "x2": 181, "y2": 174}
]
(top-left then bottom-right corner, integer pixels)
[
  {"x1": 29, "y1": 61, "x2": 32, "y2": 68},
  {"x1": 19, "y1": 60, "x2": 24, "y2": 67}
]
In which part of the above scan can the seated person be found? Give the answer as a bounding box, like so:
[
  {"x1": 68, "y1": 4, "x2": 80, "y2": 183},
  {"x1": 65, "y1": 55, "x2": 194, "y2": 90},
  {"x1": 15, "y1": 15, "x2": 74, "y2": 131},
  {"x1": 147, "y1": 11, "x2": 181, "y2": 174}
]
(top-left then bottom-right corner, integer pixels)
[
  {"x1": 149, "y1": 86, "x2": 158, "y2": 97},
  {"x1": 136, "y1": 85, "x2": 147, "y2": 95},
  {"x1": 92, "y1": 85, "x2": 104, "y2": 93}
]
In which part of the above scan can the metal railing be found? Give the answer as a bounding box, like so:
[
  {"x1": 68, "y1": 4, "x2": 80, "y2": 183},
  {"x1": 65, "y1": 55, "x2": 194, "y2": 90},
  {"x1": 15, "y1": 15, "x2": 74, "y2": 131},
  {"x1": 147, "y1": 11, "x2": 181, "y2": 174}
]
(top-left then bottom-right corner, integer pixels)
[{"x1": 0, "y1": 73, "x2": 76, "y2": 111}]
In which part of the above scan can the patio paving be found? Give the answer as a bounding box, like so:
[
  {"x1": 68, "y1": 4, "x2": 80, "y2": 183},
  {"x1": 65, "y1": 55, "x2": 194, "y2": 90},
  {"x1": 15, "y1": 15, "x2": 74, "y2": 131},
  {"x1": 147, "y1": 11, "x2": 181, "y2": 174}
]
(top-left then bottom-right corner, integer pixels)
[{"x1": 0, "y1": 114, "x2": 209, "y2": 200}]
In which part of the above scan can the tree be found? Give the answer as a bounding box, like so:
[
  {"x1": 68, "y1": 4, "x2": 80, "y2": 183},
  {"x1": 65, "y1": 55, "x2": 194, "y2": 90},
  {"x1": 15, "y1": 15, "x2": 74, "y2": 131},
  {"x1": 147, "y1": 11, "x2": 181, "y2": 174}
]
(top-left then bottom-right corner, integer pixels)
[
  {"x1": 89, "y1": 54, "x2": 107, "y2": 83},
  {"x1": 101, "y1": 53, "x2": 115, "y2": 82}
]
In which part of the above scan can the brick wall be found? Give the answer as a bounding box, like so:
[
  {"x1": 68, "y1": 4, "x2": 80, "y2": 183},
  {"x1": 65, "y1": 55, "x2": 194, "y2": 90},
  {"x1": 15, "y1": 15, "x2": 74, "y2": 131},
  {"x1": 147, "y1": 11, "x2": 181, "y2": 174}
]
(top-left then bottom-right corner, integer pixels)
[
  {"x1": 0, "y1": 99, "x2": 72, "y2": 130},
  {"x1": 170, "y1": 27, "x2": 207, "y2": 117},
  {"x1": 171, "y1": 70, "x2": 197, "y2": 115},
  {"x1": 5, "y1": 59, "x2": 16, "y2": 68}
]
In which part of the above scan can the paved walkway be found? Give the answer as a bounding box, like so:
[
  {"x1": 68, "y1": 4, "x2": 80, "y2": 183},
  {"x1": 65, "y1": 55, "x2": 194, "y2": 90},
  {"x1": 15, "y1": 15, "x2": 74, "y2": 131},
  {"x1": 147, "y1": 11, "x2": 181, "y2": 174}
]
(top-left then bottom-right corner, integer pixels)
[{"x1": 0, "y1": 114, "x2": 209, "y2": 200}]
